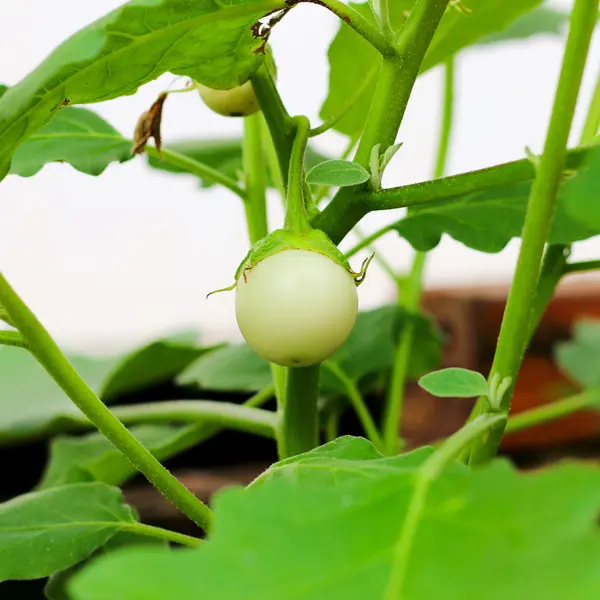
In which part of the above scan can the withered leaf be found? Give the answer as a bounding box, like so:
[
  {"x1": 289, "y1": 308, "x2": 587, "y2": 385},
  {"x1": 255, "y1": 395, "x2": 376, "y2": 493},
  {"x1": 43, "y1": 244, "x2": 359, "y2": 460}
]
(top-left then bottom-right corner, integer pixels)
[{"x1": 131, "y1": 92, "x2": 168, "y2": 157}]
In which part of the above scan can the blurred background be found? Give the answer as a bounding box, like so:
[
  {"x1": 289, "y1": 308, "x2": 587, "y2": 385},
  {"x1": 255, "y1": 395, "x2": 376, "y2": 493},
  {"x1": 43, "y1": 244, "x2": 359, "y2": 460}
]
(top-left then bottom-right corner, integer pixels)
[{"x1": 1, "y1": 0, "x2": 599, "y2": 355}]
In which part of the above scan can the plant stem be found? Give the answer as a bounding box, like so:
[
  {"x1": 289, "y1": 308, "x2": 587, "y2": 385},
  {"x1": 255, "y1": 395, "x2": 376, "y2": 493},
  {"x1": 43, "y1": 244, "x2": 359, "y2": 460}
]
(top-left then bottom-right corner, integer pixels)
[
  {"x1": 64, "y1": 400, "x2": 278, "y2": 439},
  {"x1": 0, "y1": 329, "x2": 28, "y2": 349},
  {"x1": 323, "y1": 361, "x2": 384, "y2": 451},
  {"x1": 281, "y1": 365, "x2": 320, "y2": 457},
  {"x1": 381, "y1": 56, "x2": 455, "y2": 455},
  {"x1": 309, "y1": 0, "x2": 395, "y2": 57},
  {"x1": 251, "y1": 65, "x2": 295, "y2": 189},
  {"x1": 468, "y1": 0, "x2": 599, "y2": 465},
  {"x1": 284, "y1": 116, "x2": 311, "y2": 233},
  {"x1": 350, "y1": 224, "x2": 398, "y2": 281},
  {"x1": 262, "y1": 115, "x2": 286, "y2": 201},
  {"x1": 505, "y1": 388, "x2": 600, "y2": 434},
  {"x1": 243, "y1": 113, "x2": 269, "y2": 244},
  {"x1": 580, "y1": 63, "x2": 600, "y2": 143},
  {"x1": 124, "y1": 522, "x2": 203, "y2": 548},
  {"x1": 314, "y1": 0, "x2": 450, "y2": 244},
  {"x1": 0, "y1": 272, "x2": 213, "y2": 531},
  {"x1": 564, "y1": 259, "x2": 600, "y2": 274},
  {"x1": 145, "y1": 146, "x2": 246, "y2": 200},
  {"x1": 345, "y1": 224, "x2": 395, "y2": 259}
]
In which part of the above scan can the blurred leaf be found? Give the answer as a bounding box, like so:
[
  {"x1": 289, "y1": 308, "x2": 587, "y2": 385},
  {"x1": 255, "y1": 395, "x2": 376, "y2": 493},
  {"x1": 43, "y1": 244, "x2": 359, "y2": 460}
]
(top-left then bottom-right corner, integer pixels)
[
  {"x1": 38, "y1": 425, "x2": 187, "y2": 489},
  {"x1": 419, "y1": 367, "x2": 488, "y2": 397},
  {"x1": 393, "y1": 180, "x2": 597, "y2": 253},
  {"x1": 477, "y1": 6, "x2": 569, "y2": 45},
  {"x1": 0, "y1": 483, "x2": 136, "y2": 582},
  {"x1": 71, "y1": 436, "x2": 600, "y2": 599},
  {"x1": 178, "y1": 344, "x2": 272, "y2": 392},
  {"x1": 147, "y1": 138, "x2": 330, "y2": 189},
  {"x1": 555, "y1": 319, "x2": 600, "y2": 389},
  {"x1": 0, "y1": 334, "x2": 209, "y2": 445},
  {"x1": 321, "y1": 0, "x2": 543, "y2": 138},
  {"x1": 564, "y1": 145, "x2": 600, "y2": 230},
  {"x1": 9, "y1": 106, "x2": 132, "y2": 177},
  {"x1": 0, "y1": 0, "x2": 278, "y2": 179},
  {"x1": 305, "y1": 160, "x2": 370, "y2": 187},
  {"x1": 101, "y1": 335, "x2": 213, "y2": 401},
  {"x1": 45, "y1": 531, "x2": 167, "y2": 600}
]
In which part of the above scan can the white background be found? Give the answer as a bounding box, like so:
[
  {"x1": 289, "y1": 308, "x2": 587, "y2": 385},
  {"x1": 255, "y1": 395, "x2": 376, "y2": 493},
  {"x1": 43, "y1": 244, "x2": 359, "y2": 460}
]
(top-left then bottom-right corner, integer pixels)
[{"x1": 0, "y1": 0, "x2": 598, "y2": 354}]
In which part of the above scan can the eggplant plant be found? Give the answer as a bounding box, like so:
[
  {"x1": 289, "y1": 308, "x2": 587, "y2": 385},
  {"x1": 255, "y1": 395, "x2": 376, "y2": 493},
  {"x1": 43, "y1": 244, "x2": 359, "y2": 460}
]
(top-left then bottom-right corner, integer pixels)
[{"x1": 1, "y1": 0, "x2": 600, "y2": 598}]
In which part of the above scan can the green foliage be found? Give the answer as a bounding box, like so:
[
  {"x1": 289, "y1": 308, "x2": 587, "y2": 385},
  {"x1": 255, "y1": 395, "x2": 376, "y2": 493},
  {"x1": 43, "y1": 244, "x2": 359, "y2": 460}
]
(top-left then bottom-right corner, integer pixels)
[
  {"x1": 0, "y1": 0, "x2": 283, "y2": 179},
  {"x1": 321, "y1": 0, "x2": 543, "y2": 138},
  {"x1": 555, "y1": 319, "x2": 600, "y2": 389},
  {"x1": 0, "y1": 483, "x2": 136, "y2": 582},
  {"x1": 393, "y1": 180, "x2": 597, "y2": 252},
  {"x1": 38, "y1": 425, "x2": 187, "y2": 489},
  {"x1": 564, "y1": 144, "x2": 600, "y2": 230},
  {"x1": 0, "y1": 334, "x2": 209, "y2": 444},
  {"x1": 418, "y1": 367, "x2": 488, "y2": 397},
  {"x1": 478, "y1": 6, "x2": 569, "y2": 45},
  {"x1": 305, "y1": 159, "x2": 370, "y2": 187},
  {"x1": 9, "y1": 106, "x2": 132, "y2": 177},
  {"x1": 148, "y1": 138, "x2": 330, "y2": 189},
  {"x1": 70, "y1": 437, "x2": 600, "y2": 599}
]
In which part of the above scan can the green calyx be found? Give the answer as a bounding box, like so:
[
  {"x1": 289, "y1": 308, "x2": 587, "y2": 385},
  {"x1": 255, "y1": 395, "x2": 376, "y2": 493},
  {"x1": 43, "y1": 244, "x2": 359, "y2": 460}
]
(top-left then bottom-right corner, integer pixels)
[{"x1": 207, "y1": 229, "x2": 373, "y2": 298}]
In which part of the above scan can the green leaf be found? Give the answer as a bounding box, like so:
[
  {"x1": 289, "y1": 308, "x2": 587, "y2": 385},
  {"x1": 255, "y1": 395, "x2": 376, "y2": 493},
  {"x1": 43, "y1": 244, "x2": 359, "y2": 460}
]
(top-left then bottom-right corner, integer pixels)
[
  {"x1": 147, "y1": 138, "x2": 331, "y2": 189},
  {"x1": 38, "y1": 424, "x2": 187, "y2": 489},
  {"x1": 393, "y1": 180, "x2": 598, "y2": 253},
  {"x1": 9, "y1": 106, "x2": 132, "y2": 177},
  {"x1": 100, "y1": 335, "x2": 213, "y2": 401},
  {"x1": 564, "y1": 145, "x2": 600, "y2": 230},
  {"x1": 321, "y1": 0, "x2": 543, "y2": 138},
  {"x1": 305, "y1": 160, "x2": 370, "y2": 187},
  {"x1": 45, "y1": 531, "x2": 167, "y2": 600},
  {"x1": 70, "y1": 437, "x2": 600, "y2": 599},
  {"x1": 0, "y1": 0, "x2": 282, "y2": 179},
  {"x1": 178, "y1": 344, "x2": 272, "y2": 392},
  {"x1": 0, "y1": 482, "x2": 136, "y2": 582},
  {"x1": 477, "y1": 6, "x2": 569, "y2": 45},
  {"x1": 418, "y1": 367, "x2": 488, "y2": 397},
  {"x1": 555, "y1": 319, "x2": 600, "y2": 389},
  {"x1": 0, "y1": 335, "x2": 209, "y2": 445}
]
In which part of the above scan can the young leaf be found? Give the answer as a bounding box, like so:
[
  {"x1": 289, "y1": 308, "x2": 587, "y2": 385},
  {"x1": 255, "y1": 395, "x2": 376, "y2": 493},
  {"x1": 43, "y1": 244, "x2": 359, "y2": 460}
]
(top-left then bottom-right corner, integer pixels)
[
  {"x1": 419, "y1": 367, "x2": 488, "y2": 397},
  {"x1": 38, "y1": 425, "x2": 188, "y2": 489},
  {"x1": 555, "y1": 319, "x2": 600, "y2": 389},
  {"x1": 0, "y1": 483, "x2": 136, "y2": 581},
  {"x1": 564, "y1": 144, "x2": 600, "y2": 230},
  {"x1": 0, "y1": 0, "x2": 280, "y2": 179},
  {"x1": 306, "y1": 160, "x2": 371, "y2": 187},
  {"x1": 70, "y1": 437, "x2": 600, "y2": 599},
  {"x1": 321, "y1": 0, "x2": 543, "y2": 139},
  {"x1": 147, "y1": 138, "x2": 331, "y2": 189},
  {"x1": 393, "y1": 180, "x2": 598, "y2": 253},
  {"x1": 9, "y1": 106, "x2": 132, "y2": 177}
]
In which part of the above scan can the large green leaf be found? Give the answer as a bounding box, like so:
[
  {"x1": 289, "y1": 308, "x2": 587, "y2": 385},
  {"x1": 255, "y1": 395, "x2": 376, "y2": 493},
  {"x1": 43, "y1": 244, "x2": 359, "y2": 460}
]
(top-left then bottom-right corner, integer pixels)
[
  {"x1": 555, "y1": 319, "x2": 600, "y2": 389},
  {"x1": 0, "y1": 483, "x2": 136, "y2": 581},
  {"x1": 70, "y1": 437, "x2": 600, "y2": 599},
  {"x1": 38, "y1": 424, "x2": 187, "y2": 489},
  {"x1": 393, "y1": 180, "x2": 598, "y2": 253},
  {"x1": 147, "y1": 138, "x2": 331, "y2": 189},
  {"x1": 0, "y1": 335, "x2": 210, "y2": 445},
  {"x1": 564, "y1": 144, "x2": 600, "y2": 230},
  {"x1": 9, "y1": 105, "x2": 132, "y2": 177},
  {"x1": 0, "y1": 0, "x2": 283, "y2": 179},
  {"x1": 321, "y1": 0, "x2": 543, "y2": 138},
  {"x1": 477, "y1": 5, "x2": 569, "y2": 45}
]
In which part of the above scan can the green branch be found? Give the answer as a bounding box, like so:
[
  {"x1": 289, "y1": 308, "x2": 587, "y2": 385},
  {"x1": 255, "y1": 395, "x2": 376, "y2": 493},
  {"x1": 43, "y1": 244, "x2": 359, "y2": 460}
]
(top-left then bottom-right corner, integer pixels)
[
  {"x1": 124, "y1": 522, "x2": 203, "y2": 548},
  {"x1": 145, "y1": 146, "x2": 246, "y2": 200},
  {"x1": 468, "y1": 0, "x2": 599, "y2": 465},
  {"x1": 564, "y1": 259, "x2": 600, "y2": 274},
  {"x1": 0, "y1": 329, "x2": 28, "y2": 349},
  {"x1": 64, "y1": 400, "x2": 278, "y2": 439},
  {"x1": 0, "y1": 272, "x2": 213, "y2": 532}
]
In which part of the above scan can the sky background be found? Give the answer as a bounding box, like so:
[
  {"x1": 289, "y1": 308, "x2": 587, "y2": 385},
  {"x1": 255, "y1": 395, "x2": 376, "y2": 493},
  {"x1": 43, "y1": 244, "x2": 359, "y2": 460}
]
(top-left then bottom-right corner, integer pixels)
[{"x1": 1, "y1": 0, "x2": 599, "y2": 354}]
